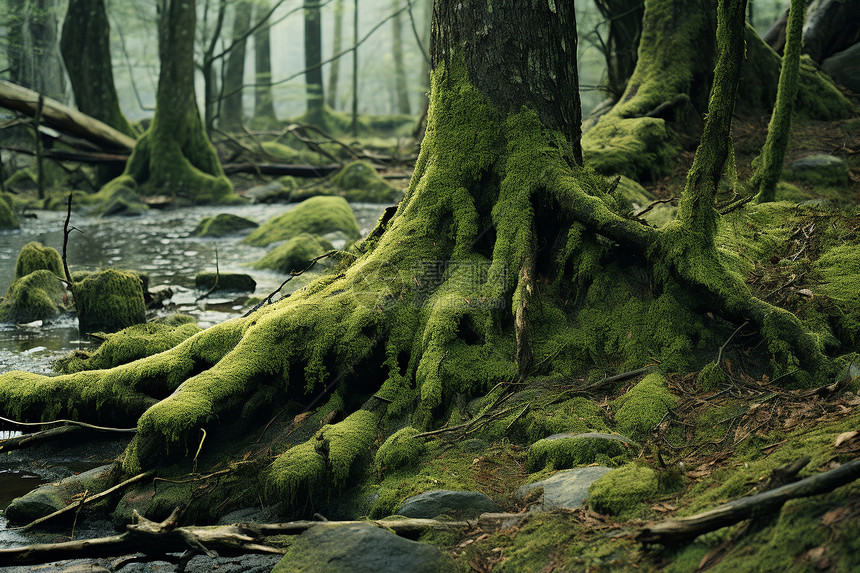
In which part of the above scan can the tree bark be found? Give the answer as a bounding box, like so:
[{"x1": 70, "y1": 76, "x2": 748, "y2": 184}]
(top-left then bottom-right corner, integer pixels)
[
  {"x1": 391, "y1": 0, "x2": 410, "y2": 115},
  {"x1": 220, "y1": 0, "x2": 253, "y2": 131},
  {"x1": 253, "y1": 0, "x2": 278, "y2": 121},
  {"x1": 12, "y1": 0, "x2": 67, "y2": 101},
  {"x1": 304, "y1": 0, "x2": 325, "y2": 126},
  {"x1": 326, "y1": 0, "x2": 345, "y2": 109}
]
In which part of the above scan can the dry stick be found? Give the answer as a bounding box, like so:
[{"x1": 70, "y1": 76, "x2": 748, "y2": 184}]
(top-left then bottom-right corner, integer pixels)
[
  {"x1": 637, "y1": 458, "x2": 860, "y2": 545},
  {"x1": 0, "y1": 414, "x2": 137, "y2": 433},
  {"x1": 19, "y1": 471, "x2": 153, "y2": 532}
]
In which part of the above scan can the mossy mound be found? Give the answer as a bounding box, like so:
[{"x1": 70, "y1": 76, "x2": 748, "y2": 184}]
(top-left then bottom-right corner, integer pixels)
[
  {"x1": 0, "y1": 193, "x2": 18, "y2": 229},
  {"x1": 74, "y1": 269, "x2": 146, "y2": 334},
  {"x1": 526, "y1": 433, "x2": 636, "y2": 472},
  {"x1": 244, "y1": 196, "x2": 361, "y2": 247},
  {"x1": 14, "y1": 242, "x2": 63, "y2": 281},
  {"x1": 261, "y1": 141, "x2": 327, "y2": 165},
  {"x1": 55, "y1": 322, "x2": 202, "y2": 374},
  {"x1": 191, "y1": 213, "x2": 259, "y2": 237},
  {"x1": 782, "y1": 154, "x2": 849, "y2": 187},
  {"x1": 251, "y1": 233, "x2": 334, "y2": 274},
  {"x1": 89, "y1": 176, "x2": 150, "y2": 217},
  {"x1": 0, "y1": 270, "x2": 67, "y2": 323},
  {"x1": 480, "y1": 394, "x2": 610, "y2": 444},
  {"x1": 583, "y1": 117, "x2": 680, "y2": 181},
  {"x1": 612, "y1": 373, "x2": 677, "y2": 441},
  {"x1": 194, "y1": 272, "x2": 256, "y2": 292},
  {"x1": 587, "y1": 462, "x2": 658, "y2": 516},
  {"x1": 375, "y1": 427, "x2": 425, "y2": 475},
  {"x1": 326, "y1": 161, "x2": 402, "y2": 203}
]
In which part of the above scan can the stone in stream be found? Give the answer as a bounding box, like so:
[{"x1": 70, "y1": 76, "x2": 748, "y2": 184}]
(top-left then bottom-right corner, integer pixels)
[
  {"x1": 4, "y1": 464, "x2": 113, "y2": 525},
  {"x1": 395, "y1": 489, "x2": 502, "y2": 520},
  {"x1": 516, "y1": 465, "x2": 613, "y2": 511},
  {"x1": 272, "y1": 522, "x2": 457, "y2": 573}
]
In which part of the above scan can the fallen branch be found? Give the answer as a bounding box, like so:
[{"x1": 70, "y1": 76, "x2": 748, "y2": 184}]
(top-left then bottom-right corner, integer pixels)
[
  {"x1": 0, "y1": 509, "x2": 521, "y2": 567},
  {"x1": 20, "y1": 471, "x2": 153, "y2": 532},
  {"x1": 637, "y1": 458, "x2": 860, "y2": 545},
  {"x1": 0, "y1": 425, "x2": 83, "y2": 453},
  {"x1": 222, "y1": 162, "x2": 341, "y2": 177}
]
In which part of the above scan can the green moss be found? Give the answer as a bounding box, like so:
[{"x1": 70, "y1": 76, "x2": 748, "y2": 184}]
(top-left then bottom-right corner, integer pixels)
[
  {"x1": 14, "y1": 242, "x2": 64, "y2": 281},
  {"x1": 89, "y1": 176, "x2": 149, "y2": 216},
  {"x1": 526, "y1": 433, "x2": 636, "y2": 472},
  {"x1": 251, "y1": 233, "x2": 334, "y2": 274},
  {"x1": 261, "y1": 140, "x2": 327, "y2": 165},
  {"x1": 244, "y1": 196, "x2": 361, "y2": 247},
  {"x1": 55, "y1": 322, "x2": 202, "y2": 373},
  {"x1": 74, "y1": 269, "x2": 146, "y2": 333},
  {"x1": 0, "y1": 193, "x2": 18, "y2": 229},
  {"x1": 191, "y1": 213, "x2": 258, "y2": 237},
  {"x1": 0, "y1": 270, "x2": 67, "y2": 323},
  {"x1": 588, "y1": 462, "x2": 658, "y2": 516},
  {"x1": 325, "y1": 160, "x2": 402, "y2": 203},
  {"x1": 583, "y1": 117, "x2": 680, "y2": 180},
  {"x1": 613, "y1": 373, "x2": 677, "y2": 440},
  {"x1": 375, "y1": 427, "x2": 425, "y2": 474},
  {"x1": 194, "y1": 272, "x2": 257, "y2": 292}
]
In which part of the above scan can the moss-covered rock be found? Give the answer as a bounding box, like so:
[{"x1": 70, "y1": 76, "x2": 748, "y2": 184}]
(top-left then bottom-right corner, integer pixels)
[
  {"x1": 244, "y1": 196, "x2": 361, "y2": 247},
  {"x1": 74, "y1": 269, "x2": 146, "y2": 334},
  {"x1": 327, "y1": 161, "x2": 402, "y2": 203},
  {"x1": 55, "y1": 322, "x2": 202, "y2": 374},
  {"x1": 4, "y1": 464, "x2": 113, "y2": 525},
  {"x1": 191, "y1": 213, "x2": 259, "y2": 237},
  {"x1": 783, "y1": 153, "x2": 849, "y2": 187},
  {"x1": 251, "y1": 233, "x2": 334, "y2": 274},
  {"x1": 0, "y1": 270, "x2": 67, "y2": 323},
  {"x1": 612, "y1": 373, "x2": 676, "y2": 440},
  {"x1": 587, "y1": 462, "x2": 658, "y2": 515},
  {"x1": 14, "y1": 241, "x2": 64, "y2": 281},
  {"x1": 194, "y1": 272, "x2": 257, "y2": 292},
  {"x1": 261, "y1": 141, "x2": 327, "y2": 165},
  {"x1": 0, "y1": 192, "x2": 18, "y2": 229},
  {"x1": 89, "y1": 176, "x2": 149, "y2": 217},
  {"x1": 375, "y1": 427, "x2": 425, "y2": 474},
  {"x1": 526, "y1": 432, "x2": 637, "y2": 471}
]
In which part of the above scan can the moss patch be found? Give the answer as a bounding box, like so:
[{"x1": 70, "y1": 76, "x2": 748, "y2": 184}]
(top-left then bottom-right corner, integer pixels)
[
  {"x1": 0, "y1": 270, "x2": 67, "y2": 323},
  {"x1": 588, "y1": 462, "x2": 659, "y2": 516},
  {"x1": 251, "y1": 233, "x2": 334, "y2": 274},
  {"x1": 14, "y1": 242, "x2": 64, "y2": 281},
  {"x1": 244, "y1": 196, "x2": 361, "y2": 247},
  {"x1": 613, "y1": 373, "x2": 677, "y2": 441},
  {"x1": 0, "y1": 193, "x2": 18, "y2": 229},
  {"x1": 526, "y1": 433, "x2": 637, "y2": 472},
  {"x1": 191, "y1": 213, "x2": 258, "y2": 237},
  {"x1": 375, "y1": 427, "x2": 425, "y2": 475}
]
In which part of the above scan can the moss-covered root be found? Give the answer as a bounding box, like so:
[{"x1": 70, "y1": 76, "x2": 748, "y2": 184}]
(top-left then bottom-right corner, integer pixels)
[{"x1": 268, "y1": 410, "x2": 380, "y2": 508}]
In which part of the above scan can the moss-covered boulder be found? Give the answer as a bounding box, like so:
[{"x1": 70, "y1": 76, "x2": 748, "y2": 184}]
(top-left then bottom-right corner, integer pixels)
[
  {"x1": 194, "y1": 272, "x2": 257, "y2": 292},
  {"x1": 261, "y1": 141, "x2": 327, "y2": 165},
  {"x1": 251, "y1": 233, "x2": 334, "y2": 274},
  {"x1": 14, "y1": 242, "x2": 63, "y2": 281},
  {"x1": 587, "y1": 462, "x2": 658, "y2": 516},
  {"x1": 244, "y1": 196, "x2": 361, "y2": 247},
  {"x1": 74, "y1": 269, "x2": 146, "y2": 334},
  {"x1": 89, "y1": 176, "x2": 149, "y2": 217},
  {"x1": 191, "y1": 213, "x2": 259, "y2": 237},
  {"x1": 395, "y1": 489, "x2": 501, "y2": 519},
  {"x1": 0, "y1": 269, "x2": 67, "y2": 323},
  {"x1": 526, "y1": 432, "x2": 637, "y2": 471},
  {"x1": 516, "y1": 466, "x2": 613, "y2": 511},
  {"x1": 4, "y1": 464, "x2": 113, "y2": 525},
  {"x1": 784, "y1": 153, "x2": 849, "y2": 187},
  {"x1": 612, "y1": 373, "x2": 676, "y2": 441},
  {"x1": 375, "y1": 427, "x2": 425, "y2": 474},
  {"x1": 327, "y1": 161, "x2": 402, "y2": 203},
  {"x1": 55, "y1": 322, "x2": 202, "y2": 374},
  {"x1": 0, "y1": 192, "x2": 18, "y2": 229}
]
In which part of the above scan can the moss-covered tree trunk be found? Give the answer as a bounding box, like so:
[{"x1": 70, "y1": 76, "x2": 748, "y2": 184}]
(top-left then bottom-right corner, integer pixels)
[
  {"x1": 60, "y1": 0, "x2": 135, "y2": 183},
  {"x1": 0, "y1": 0, "x2": 842, "y2": 519},
  {"x1": 582, "y1": 0, "x2": 853, "y2": 181},
  {"x1": 253, "y1": 0, "x2": 277, "y2": 121},
  {"x1": 102, "y1": 0, "x2": 234, "y2": 204},
  {"x1": 220, "y1": 0, "x2": 253, "y2": 131},
  {"x1": 304, "y1": 0, "x2": 325, "y2": 126},
  {"x1": 8, "y1": 0, "x2": 67, "y2": 100}
]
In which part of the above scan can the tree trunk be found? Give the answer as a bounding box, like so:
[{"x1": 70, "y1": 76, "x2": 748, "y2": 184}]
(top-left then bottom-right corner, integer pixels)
[
  {"x1": 253, "y1": 0, "x2": 277, "y2": 121},
  {"x1": 391, "y1": 0, "x2": 410, "y2": 115},
  {"x1": 304, "y1": 0, "x2": 325, "y2": 126},
  {"x1": 202, "y1": 0, "x2": 228, "y2": 134},
  {"x1": 326, "y1": 0, "x2": 345, "y2": 110},
  {"x1": 60, "y1": 0, "x2": 135, "y2": 184},
  {"x1": 582, "y1": 0, "x2": 853, "y2": 182},
  {"x1": 101, "y1": 0, "x2": 234, "y2": 204},
  {"x1": 593, "y1": 0, "x2": 645, "y2": 102},
  {"x1": 6, "y1": 0, "x2": 66, "y2": 100},
  {"x1": 220, "y1": 0, "x2": 253, "y2": 131},
  {"x1": 351, "y1": 0, "x2": 359, "y2": 136}
]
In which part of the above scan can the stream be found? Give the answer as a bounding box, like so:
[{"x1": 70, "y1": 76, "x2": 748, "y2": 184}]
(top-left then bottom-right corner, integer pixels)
[{"x1": 0, "y1": 200, "x2": 388, "y2": 560}]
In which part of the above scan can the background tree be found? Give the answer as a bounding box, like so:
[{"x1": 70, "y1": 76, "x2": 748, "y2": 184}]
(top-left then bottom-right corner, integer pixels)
[
  {"x1": 390, "y1": 0, "x2": 409, "y2": 114},
  {"x1": 326, "y1": 0, "x2": 345, "y2": 109},
  {"x1": 592, "y1": 0, "x2": 645, "y2": 103},
  {"x1": 304, "y1": 0, "x2": 324, "y2": 126},
  {"x1": 101, "y1": 0, "x2": 234, "y2": 204},
  {"x1": 219, "y1": 0, "x2": 253, "y2": 130},
  {"x1": 5, "y1": 0, "x2": 66, "y2": 100}
]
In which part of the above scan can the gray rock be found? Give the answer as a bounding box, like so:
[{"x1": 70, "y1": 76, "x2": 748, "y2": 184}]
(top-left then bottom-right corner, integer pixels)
[
  {"x1": 272, "y1": 523, "x2": 457, "y2": 573},
  {"x1": 5, "y1": 464, "x2": 113, "y2": 525},
  {"x1": 395, "y1": 489, "x2": 501, "y2": 519},
  {"x1": 791, "y1": 153, "x2": 845, "y2": 171},
  {"x1": 822, "y1": 41, "x2": 860, "y2": 93},
  {"x1": 516, "y1": 466, "x2": 613, "y2": 511}
]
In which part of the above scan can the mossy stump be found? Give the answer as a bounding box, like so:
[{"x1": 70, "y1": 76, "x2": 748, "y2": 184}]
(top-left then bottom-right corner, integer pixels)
[
  {"x1": 14, "y1": 242, "x2": 63, "y2": 281},
  {"x1": 74, "y1": 270, "x2": 146, "y2": 334},
  {"x1": 0, "y1": 270, "x2": 67, "y2": 323}
]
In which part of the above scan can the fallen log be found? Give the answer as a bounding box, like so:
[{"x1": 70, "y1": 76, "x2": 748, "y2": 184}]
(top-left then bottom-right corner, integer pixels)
[
  {"x1": 1, "y1": 145, "x2": 130, "y2": 167},
  {"x1": 0, "y1": 80, "x2": 136, "y2": 152},
  {"x1": 221, "y1": 162, "x2": 341, "y2": 177},
  {"x1": 637, "y1": 458, "x2": 860, "y2": 545},
  {"x1": 0, "y1": 510, "x2": 522, "y2": 566}
]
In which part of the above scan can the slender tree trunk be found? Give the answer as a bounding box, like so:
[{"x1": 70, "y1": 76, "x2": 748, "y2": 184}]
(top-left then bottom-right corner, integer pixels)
[
  {"x1": 304, "y1": 0, "x2": 325, "y2": 126},
  {"x1": 220, "y1": 0, "x2": 253, "y2": 131},
  {"x1": 202, "y1": 0, "x2": 228, "y2": 134},
  {"x1": 7, "y1": 0, "x2": 28, "y2": 86},
  {"x1": 326, "y1": 0, "x2": 345, "y2": 109},
  {"x1": 351, "y1": 0, "x2": 358, "y2": 135},
  {"x1": 593, "y1": 0, "x2": 645, "y2": 102},
  {"x1": 391, "y1": 0, "x2": 410, "y2": 114},
  {"x1": 253, "y1": 0, "x2": 277, "y2": 121},
  {"x1": 59, "y1": 0, "x2": 135, "y2": 164}
]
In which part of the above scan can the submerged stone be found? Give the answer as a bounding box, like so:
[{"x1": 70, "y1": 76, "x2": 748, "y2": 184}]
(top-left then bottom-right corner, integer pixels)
[
  {"x1": 191, "y1": 213, "x2": 259, "y2": 237},
  {"x1": 272, "y1": 523, "x2": 457, "y2": 573},
  {"x1": 74, "y1": 269, "x2": 146, "y2": 334},
  {"x1": 395, "y1": 489, "x2": 501, "y2": 519},
  {"x1": 194, "y1": 272, "x2": 257, "y2": 292},
  {"x1": 516, "y1": 466, "x2": 613, "y2": 511}
]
